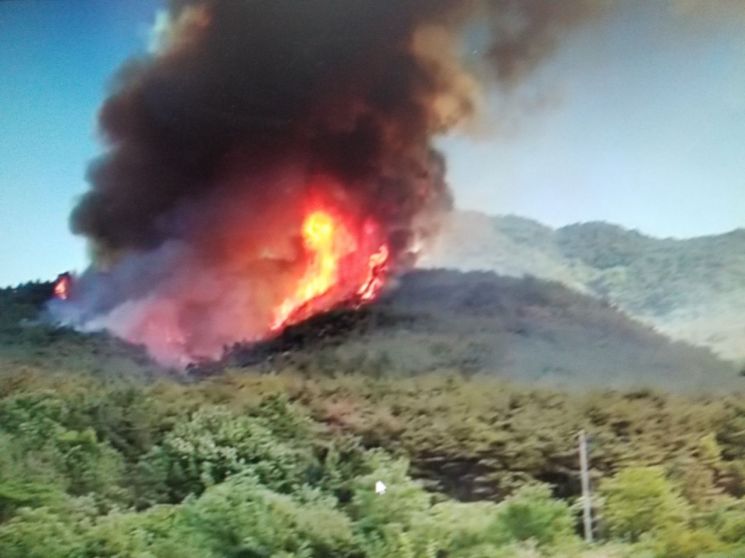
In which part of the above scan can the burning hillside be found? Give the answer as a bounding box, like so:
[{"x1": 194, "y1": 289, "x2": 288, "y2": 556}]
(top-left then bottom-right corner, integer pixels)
[
  {"x1": 206, "y1": 269, "x2": 739, "y2": 392},
  {"x1": 51, "y1": 189, "x2": 395, "y2": 365},
  {"x1": 49, "y1": 0, "x2": 604, "y2": 366}
]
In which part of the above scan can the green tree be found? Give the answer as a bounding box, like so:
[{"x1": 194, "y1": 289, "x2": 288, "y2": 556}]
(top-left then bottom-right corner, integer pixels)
[
  {"x1": 181, "y1": 473, "x2": 357, "y2": 557},
  {"x1": 600, "y1": 466, "x2": 690, "y2": 542},
  {"x1": 134, "y1": 403, "x2": 319, "y2": 504},
  {"x1": 491, "y1": 484, "x2": 577, "y2": 548},
  {"x1": 0, "y1": 501, "x2": 91, "y2": 558}
]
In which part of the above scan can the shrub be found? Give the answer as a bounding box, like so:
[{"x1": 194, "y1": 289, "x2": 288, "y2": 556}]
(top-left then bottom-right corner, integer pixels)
[
  {"x1": 491, "y1": 484, "x2": 577, "y2": 547},
  {"x1": 181, "y1": 473, "x2": 357, "y2": 557},
  {"x1": 600, "y1": 467, "x2": 690, "y2": 542}
]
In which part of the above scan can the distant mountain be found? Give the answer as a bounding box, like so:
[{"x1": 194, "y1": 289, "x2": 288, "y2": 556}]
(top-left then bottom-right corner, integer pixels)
[
  {"x1": 420, "y1": 211, "x2": 745, "y2": 362},
  {"x1": 226, "y1": 269, "x2": 738, "y2": 392}
]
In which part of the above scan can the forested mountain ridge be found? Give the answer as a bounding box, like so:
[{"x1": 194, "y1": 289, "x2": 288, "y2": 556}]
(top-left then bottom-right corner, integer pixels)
[
  {"x1": 227, "y1": 269, "x2": 738, "y2": 392},
  {"x1": 422, "y1": 211, "x2": 745, "y2": 362}
]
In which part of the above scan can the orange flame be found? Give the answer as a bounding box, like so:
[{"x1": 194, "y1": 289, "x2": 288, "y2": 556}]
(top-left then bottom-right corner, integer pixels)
[
  {"x1": 357, "y1": 244, "x2": 389, "y2": 301},
  {"x1": 271, "y1": 208, "x2": 389, "y2": 331},
  {"x1": 272, "y1": 210, "x2": 352, "y2": 329},
  {"x1": 53, "y1": 273, "x2": 71, "y2": 300}
]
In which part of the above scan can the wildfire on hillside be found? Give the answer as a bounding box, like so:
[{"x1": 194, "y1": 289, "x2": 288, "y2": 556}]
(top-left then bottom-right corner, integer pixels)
[{"x1": 47, "y1": 0, "x2": 605, "y2": 367}]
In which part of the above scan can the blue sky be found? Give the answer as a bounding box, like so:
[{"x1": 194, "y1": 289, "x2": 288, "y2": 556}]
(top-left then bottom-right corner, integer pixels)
[
  {"x1": 0, "y1": 0, "x2": 159, "y2": 287},
  {"x1": 1, "y1": 1, "x2": 744, "y2": 286},
  {"x1": 443, "y1": 1, "x2": 745, "y2": 237}
]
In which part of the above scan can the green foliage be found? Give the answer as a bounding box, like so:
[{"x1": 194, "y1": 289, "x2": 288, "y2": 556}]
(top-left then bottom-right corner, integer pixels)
[
  {"x1": 183, "y1": 474, "x2": 357, "y2": 557},
  {"x1": 650, "y1": 527, "x2": 728, "y2": 558},
  {"x1": 83, "y1": 504, "x2": 206, "y2": 558},
  {"x1": 3, "y1": 358, "x2": 745, "y2": 556},
  {"x1": 350, "y1": 454, "x2": 432, "y2": 532},
  {"x1": 490, "y1": 484, "x2": 576, "y2": 547},
  {"x1": 0, "y1": 479, "x2": 64, "y2": 523},
  {"x1": 134, "y1": 401, "x2": 319, "y2": 503},
  {"x1": 0, "y1": 390, "x2": 127, "y2": 502},
  {"x1": 0, "y1": 505, "x2": 88, "y2": 558},
  {"x1": 599, "y1": 467, "x2": 691, "y2": 542}
]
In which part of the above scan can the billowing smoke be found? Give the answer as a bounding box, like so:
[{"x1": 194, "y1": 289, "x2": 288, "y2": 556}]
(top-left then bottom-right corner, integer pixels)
[{"x1": 50, "y1": 0, "x2": 603, "y2": 367}]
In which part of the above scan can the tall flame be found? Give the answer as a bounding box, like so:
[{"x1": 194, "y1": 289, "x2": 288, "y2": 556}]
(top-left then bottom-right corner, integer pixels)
[
  {"x1": 271, "y1": 208, "x2": 389, "y2": 331},
  {"x1": 357, "y1": 244, "x2": 389, "y2": 302}
]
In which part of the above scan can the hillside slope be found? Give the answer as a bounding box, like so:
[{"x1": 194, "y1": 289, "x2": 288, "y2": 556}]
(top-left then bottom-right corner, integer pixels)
[
  {"x1": 0, "y1": 282, "x2": 159, "y2": 379},
  {"x1": 2, "y1": 280, "x2": 745, "y2": 557},
  {"x1": 421, "y1": 211, "x2": 745, "y2": 362},
  {"x1": 2, "y1": 272, "x2": 737, "y2": 391},
  {"x1": 227, "y1": 269, "x2": 738, "y2": 391}
]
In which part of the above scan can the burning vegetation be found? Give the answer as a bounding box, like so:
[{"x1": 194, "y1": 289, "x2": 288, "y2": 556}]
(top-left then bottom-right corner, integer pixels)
[
  {"x1": 53, "y1": 273, "x2": 72, "y2": 301},
  {"x1": 270, "y1": 207, "x2": 389, "y2": 331},
  {"x1": 49, "y1": 0, "x2": 604, "y2": 366}
]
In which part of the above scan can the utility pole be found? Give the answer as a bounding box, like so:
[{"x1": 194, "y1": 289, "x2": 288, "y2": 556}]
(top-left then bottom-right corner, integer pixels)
[{"x1": 578, "y1": 430, "x2": 593, "y2": 543}]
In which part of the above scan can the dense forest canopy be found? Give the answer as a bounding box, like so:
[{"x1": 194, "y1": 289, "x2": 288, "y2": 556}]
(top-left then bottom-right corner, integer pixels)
[{"x1": 2, "y1": 281, "x2": 745, "y2": 556}]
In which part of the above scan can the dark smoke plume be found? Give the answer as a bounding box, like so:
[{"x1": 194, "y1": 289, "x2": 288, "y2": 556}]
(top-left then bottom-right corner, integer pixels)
[
  {"x1": 55, "y1": 0, "x2": 604, "y2": 366},
  {"x1": 72, "y1": 0, "x2": 470, "y2": 260}
]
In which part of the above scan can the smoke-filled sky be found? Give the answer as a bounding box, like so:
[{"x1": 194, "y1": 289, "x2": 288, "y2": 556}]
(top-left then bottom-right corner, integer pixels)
[{"x1": 2, "y1": 0, "x2": 745, "y2": 287}]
